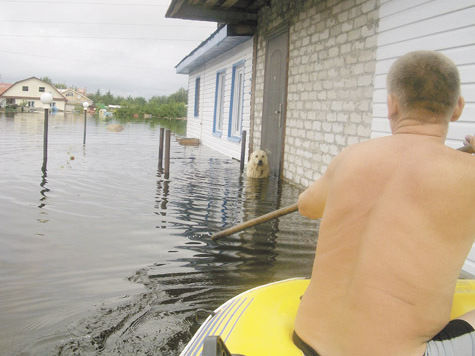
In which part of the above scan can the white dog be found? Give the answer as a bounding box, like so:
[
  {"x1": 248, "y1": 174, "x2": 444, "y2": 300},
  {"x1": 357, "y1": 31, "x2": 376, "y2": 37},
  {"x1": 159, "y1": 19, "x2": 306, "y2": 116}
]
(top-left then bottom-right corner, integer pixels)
[{"x1": 246, "y1": 149, "x2": 270, "y2": 179}]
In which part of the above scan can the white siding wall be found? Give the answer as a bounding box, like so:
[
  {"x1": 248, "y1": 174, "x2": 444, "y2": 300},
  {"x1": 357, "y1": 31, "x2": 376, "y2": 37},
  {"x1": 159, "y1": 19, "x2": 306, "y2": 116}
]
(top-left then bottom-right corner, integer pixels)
[
  {"x1": 370, "y1": 0, "x2": 475, "y2": 275},
  {"x1": 371, "y1": 0, "x2": 475, "y2": 147},
  {"x1": 186, "y1": 39, "x2": 253, "y2": 161}
]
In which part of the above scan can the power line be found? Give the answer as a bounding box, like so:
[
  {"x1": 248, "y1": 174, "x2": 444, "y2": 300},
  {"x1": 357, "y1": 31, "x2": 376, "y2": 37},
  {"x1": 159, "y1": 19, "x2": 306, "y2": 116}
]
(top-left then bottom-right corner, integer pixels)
[
  {"x1": 0, "y1": 19, "x2": 214, "y2": 28},
  {"x1": 0, "y1": 0, "x2": 168, "y2": 6},
  {"x1": 0, "y1": 49, "x2": 175, "y2": 71},
  {"x1": 0, "y1": 48, "x2": 181, "y2": 60},
  {"x1": 0, "y1": 34, "x2": 204, "y2": 41}
]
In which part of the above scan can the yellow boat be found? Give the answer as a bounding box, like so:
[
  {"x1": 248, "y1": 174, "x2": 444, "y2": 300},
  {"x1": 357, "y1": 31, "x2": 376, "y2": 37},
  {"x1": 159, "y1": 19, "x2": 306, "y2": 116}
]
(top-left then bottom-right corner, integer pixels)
[{"x1": 179, "y1": 278, "x2": 475, "y2": 356}]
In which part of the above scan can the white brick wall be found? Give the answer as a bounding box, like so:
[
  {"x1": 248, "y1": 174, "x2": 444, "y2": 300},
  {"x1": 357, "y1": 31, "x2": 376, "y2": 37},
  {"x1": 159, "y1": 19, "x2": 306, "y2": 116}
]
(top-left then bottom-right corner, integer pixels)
[{"x1": 253, "y1": 0, "x2": 379, "y2": 187}]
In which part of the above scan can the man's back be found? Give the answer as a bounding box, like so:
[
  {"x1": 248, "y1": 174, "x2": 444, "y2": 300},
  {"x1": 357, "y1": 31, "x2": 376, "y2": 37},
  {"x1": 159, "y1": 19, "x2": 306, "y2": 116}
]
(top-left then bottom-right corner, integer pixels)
[{"x1": 294, "y1": 134, "x2": 475, "y2": 356}]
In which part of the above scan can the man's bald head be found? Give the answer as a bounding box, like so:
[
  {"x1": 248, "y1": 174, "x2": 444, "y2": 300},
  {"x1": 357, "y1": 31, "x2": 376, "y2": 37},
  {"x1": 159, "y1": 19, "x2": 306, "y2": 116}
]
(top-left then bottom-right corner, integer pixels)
[{"x1": 387, "y1": 51, "x2": 460, "y2": 120}]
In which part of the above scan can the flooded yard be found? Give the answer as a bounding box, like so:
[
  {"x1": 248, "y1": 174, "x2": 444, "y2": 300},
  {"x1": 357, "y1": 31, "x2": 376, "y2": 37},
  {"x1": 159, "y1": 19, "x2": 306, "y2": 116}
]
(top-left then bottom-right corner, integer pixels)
[{"x1": 0, "y1": 112, "x2": 318, "y2": 355}]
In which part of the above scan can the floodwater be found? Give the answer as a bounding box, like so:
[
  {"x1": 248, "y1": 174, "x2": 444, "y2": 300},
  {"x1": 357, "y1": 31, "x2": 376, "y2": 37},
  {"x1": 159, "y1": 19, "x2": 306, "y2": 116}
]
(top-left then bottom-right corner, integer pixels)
[{"x1": 0, "y1": 112, "x2": 319, "y2": 355}]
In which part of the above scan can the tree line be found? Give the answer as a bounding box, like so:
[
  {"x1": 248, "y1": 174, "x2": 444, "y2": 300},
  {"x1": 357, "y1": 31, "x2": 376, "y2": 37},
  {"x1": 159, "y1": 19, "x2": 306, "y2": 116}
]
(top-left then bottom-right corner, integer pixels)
[
  {"x1": 87, "y1": 88, "x2": 187, "y2": 120},
  {"x1": 39, "y1": 77, "x2": 188, "y2": 120}
]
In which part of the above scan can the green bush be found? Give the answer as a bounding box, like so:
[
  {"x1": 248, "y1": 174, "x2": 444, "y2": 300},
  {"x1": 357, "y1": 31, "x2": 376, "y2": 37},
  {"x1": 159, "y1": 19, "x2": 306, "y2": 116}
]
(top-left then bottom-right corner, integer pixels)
[{"x1": 89, "y1": 88, "x2": 187, "y2": 120}]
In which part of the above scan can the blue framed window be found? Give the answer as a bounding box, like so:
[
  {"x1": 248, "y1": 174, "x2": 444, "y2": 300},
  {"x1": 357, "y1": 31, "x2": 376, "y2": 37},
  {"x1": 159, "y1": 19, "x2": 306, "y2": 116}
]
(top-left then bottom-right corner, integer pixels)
[
  {"x1": 213, "y1": 71, "x2": 226, "y2": 136},
  {"x1": 228, "y1": 61, "x2": 245, "y2": 140},
  {"x1": 194, "y1": 77, "x2": 200, "y2": 117}
]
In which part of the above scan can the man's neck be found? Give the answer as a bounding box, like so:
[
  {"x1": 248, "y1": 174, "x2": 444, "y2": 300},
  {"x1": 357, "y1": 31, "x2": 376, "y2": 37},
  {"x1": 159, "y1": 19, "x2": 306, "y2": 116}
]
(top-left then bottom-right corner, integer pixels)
[{"x1": 390, "y1": 115, "x2": 449, "y2": 143}]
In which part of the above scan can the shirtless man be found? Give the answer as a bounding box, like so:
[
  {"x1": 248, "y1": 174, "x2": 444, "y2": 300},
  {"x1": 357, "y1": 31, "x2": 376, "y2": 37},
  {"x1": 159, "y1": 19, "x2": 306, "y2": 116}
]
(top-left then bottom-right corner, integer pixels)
[{"x1": 294, "y1": 51, "x2": 475, "y2": 356}]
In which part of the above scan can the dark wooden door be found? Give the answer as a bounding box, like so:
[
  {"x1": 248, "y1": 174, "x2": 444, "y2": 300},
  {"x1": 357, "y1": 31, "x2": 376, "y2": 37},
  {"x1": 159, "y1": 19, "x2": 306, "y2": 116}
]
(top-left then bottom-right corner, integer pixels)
[{"x1": 261, "y1": 30, "x2": 288, "y2": 177}]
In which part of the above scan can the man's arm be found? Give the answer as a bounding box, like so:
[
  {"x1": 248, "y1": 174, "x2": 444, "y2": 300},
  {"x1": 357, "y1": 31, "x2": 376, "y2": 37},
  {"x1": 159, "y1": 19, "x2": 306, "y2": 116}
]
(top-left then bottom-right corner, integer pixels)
[
  {"x1": 298, "y1": 175, "x2": 329, "y2": 219},
  {"x1": 298, "y1": 152, "x2": 342, "y2": 219}
]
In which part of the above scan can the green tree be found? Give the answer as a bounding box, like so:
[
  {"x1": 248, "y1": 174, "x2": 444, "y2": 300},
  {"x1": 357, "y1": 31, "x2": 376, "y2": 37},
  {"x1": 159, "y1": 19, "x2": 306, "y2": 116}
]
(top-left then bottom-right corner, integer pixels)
[
  {"x1": 40, "y1": 76, "x2": 53, "y2": 85},
  {"x1": 86, "y1": 87, "x2": 188, "y2": 120},
  {"x1": 167, "y1": 88, "x2": 187, "y2": 103}
]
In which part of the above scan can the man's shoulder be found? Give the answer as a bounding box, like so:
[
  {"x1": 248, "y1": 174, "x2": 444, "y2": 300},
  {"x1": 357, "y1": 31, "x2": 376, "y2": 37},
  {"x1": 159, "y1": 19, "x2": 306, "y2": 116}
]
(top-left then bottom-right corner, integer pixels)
[
  {"x1": 344, "y1": 136, "x2": 395, "y2": 151},
  {"x1": 450, "y1": 147, "x2": 475, "y2": 179},
  {"x1": 418, "y1": 145, "x2": 475, "y2": 197},
  {"x1": 327, "y1": 138, "x2": 394, "y2": 179},
  {"x1": 336, "y1": 137, "x2": 393, "y2": 162},
  {"x1": 442, "y1": 144, "x2": 474, "y2": 167},
  {"x1": 336, "y1": 137, "x2": 473, "y2": 179}
]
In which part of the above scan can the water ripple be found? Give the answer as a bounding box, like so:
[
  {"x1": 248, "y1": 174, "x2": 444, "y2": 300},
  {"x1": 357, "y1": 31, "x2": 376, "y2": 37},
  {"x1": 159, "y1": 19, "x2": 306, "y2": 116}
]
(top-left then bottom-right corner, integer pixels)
[{"x1": 0, "y1": 112, "x2": 319, "y2": 355}]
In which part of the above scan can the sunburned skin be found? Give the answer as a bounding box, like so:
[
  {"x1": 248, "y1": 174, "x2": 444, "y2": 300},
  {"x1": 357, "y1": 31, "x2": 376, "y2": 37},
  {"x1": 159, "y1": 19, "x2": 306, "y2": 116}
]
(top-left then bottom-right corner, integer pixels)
[{"x1": 294, "y1": 51, "x2": 475, "y2": 356}]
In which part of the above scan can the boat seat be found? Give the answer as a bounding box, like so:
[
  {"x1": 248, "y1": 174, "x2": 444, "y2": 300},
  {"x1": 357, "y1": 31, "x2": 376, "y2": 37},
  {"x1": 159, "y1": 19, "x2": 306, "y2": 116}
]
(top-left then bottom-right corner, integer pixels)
[{"x1": 203, "y1": 336, "x2": 245, "y2": 356}]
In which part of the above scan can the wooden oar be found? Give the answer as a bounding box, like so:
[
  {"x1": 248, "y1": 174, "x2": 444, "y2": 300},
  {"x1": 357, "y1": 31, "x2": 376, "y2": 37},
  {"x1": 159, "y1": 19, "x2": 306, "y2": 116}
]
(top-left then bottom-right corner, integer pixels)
[
  {"x1": 211, "y1": 203, "x2": 298, "y2": 240},
  {"x1": 211, "y1": 143, "x2": 473, "y2": 240}
]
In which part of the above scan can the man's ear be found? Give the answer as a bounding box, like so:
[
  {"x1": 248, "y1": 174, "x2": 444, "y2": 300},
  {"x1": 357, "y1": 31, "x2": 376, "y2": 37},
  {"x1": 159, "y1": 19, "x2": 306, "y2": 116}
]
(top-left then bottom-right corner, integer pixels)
[
  {"x1": 387, "y1": 94, "x2": 399, "y2": 120},
  {"x1": 450, "y1": 96, "x2": 465, "y2": 122}
]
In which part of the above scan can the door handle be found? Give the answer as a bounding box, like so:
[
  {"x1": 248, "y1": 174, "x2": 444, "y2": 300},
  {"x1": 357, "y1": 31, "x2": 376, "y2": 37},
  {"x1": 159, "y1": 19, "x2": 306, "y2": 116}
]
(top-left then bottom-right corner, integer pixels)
[{"x1": 277, "y1": 103, "x2": 283, "y2": 127}]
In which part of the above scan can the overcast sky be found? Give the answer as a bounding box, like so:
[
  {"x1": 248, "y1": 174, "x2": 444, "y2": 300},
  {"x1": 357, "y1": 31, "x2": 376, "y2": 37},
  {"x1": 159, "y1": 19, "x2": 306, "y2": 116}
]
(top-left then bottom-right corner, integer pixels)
[{"x1": 0, "y1": 0, "x2": 217, "y2": 98}]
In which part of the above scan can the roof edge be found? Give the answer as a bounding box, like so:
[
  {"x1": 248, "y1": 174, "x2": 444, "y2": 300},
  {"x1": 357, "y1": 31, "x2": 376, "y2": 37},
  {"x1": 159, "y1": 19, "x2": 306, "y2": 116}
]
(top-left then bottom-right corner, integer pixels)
[
  {"x1": 175, "y1": 24, "x2": 254, "y2": 75},
  {"x1": 166, "y1": 1, "x2": 257, "y2": 24}
]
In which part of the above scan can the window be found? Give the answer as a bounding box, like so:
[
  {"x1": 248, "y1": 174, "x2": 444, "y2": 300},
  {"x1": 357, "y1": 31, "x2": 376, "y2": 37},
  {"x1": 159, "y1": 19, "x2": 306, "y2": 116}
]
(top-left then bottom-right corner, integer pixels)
[
  {"x1": 213, "y1": 71, "x2": 225, "y2": 135},
  {"x1": 39, "y1": 87, "x2": 45, "y2": 92},
  {"x1": 22, "y1": 86, "x2": 28, "y2": 92},
  {"x1": 194, "y1": 77, "x2": 200, "y2": 117},
  {"x1": 28, "y1": 101, "x2": 35, "y2": 107},
  {"x1": 229, "y1": 62, "x2": 245, "y2": 139}
]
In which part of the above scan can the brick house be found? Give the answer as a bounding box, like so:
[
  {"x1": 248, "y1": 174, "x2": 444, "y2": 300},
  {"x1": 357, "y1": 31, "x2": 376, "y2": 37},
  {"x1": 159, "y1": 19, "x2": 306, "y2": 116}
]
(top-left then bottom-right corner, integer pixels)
[{"x1": 167, "y1": 0, "x2": 475, "y2": 273}]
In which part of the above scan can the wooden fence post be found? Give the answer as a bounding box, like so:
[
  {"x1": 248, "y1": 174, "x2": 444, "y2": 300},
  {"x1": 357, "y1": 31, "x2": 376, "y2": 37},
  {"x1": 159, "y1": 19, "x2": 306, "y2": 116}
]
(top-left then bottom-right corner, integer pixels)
[
  {"x1": 42, "y1": 107, "x2": 49, "y2": 173},
  {"x1": 164, "y1": 129, "x2": 171, "y2": 179},
  {"x1": 158, "y1": 127, "x2": 164, "y2": 170},
  {"x1": 240, "y1": 130, "x2": 247, "y2": 173}
]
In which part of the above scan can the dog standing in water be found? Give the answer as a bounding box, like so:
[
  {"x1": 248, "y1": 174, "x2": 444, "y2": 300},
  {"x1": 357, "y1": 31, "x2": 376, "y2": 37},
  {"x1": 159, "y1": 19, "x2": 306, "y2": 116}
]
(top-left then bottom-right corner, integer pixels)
[{"x1": 246, "y1": 150, "x2": 270, "y2": 179}]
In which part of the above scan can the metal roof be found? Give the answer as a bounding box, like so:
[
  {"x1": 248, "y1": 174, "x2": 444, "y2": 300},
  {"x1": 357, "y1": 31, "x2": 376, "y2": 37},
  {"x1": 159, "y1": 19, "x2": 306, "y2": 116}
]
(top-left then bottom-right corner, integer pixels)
[
  {"x1": 166, "y1": 0, "x2": 266, "y2": 25},
  {"x1": 176, "y1": 24, "x2": 253, "y2": 74}
]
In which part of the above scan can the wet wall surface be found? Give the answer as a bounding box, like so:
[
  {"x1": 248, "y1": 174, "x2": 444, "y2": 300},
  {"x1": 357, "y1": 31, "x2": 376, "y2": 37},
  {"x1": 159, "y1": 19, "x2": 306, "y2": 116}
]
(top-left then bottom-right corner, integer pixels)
[{"x1": 0, "y1": 112, "x2": 319, "y2": 355}]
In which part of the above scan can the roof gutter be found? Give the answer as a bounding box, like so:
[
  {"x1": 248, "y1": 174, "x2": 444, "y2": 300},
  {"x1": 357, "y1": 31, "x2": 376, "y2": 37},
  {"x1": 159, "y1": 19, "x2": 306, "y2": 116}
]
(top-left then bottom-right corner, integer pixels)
[{"x1": 175, "y1": 24, "x2": 254, "y2": 74}]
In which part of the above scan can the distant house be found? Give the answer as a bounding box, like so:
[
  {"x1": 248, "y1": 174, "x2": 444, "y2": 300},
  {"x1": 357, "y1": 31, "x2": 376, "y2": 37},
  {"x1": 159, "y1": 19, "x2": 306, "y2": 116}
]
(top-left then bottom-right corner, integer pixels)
[
  {"x1": 167, "y1": 0, "x2": 475, "y2": 275},
  {"x1": 60, "y1": 88, "x2": 93, "y2": 112},
  {"x1": 176, "y1": 25, "x2": 254, "y2": 161},
  {"x1": 0, "y1": 83, "x2": 12, "y2": 108},
  {"x1": 0, "y1": 77, "x2": 66, "y2": 111}
]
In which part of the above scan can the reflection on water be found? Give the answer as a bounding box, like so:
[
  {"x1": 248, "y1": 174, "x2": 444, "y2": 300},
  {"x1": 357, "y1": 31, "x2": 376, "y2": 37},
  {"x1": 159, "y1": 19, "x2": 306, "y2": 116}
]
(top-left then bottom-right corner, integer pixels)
[
  {"x1": 38, "y1": 170, "x2": 49, "y2": 209},
  {"x1": 0, "y1": 112, "x2": 319, "y2": 355},
  {"x1": 113, "y1": 116, "x2": 187, "y2": 136},
  {"x1": 155, "y1": 170, "x2": 170, "y2": 230}
]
